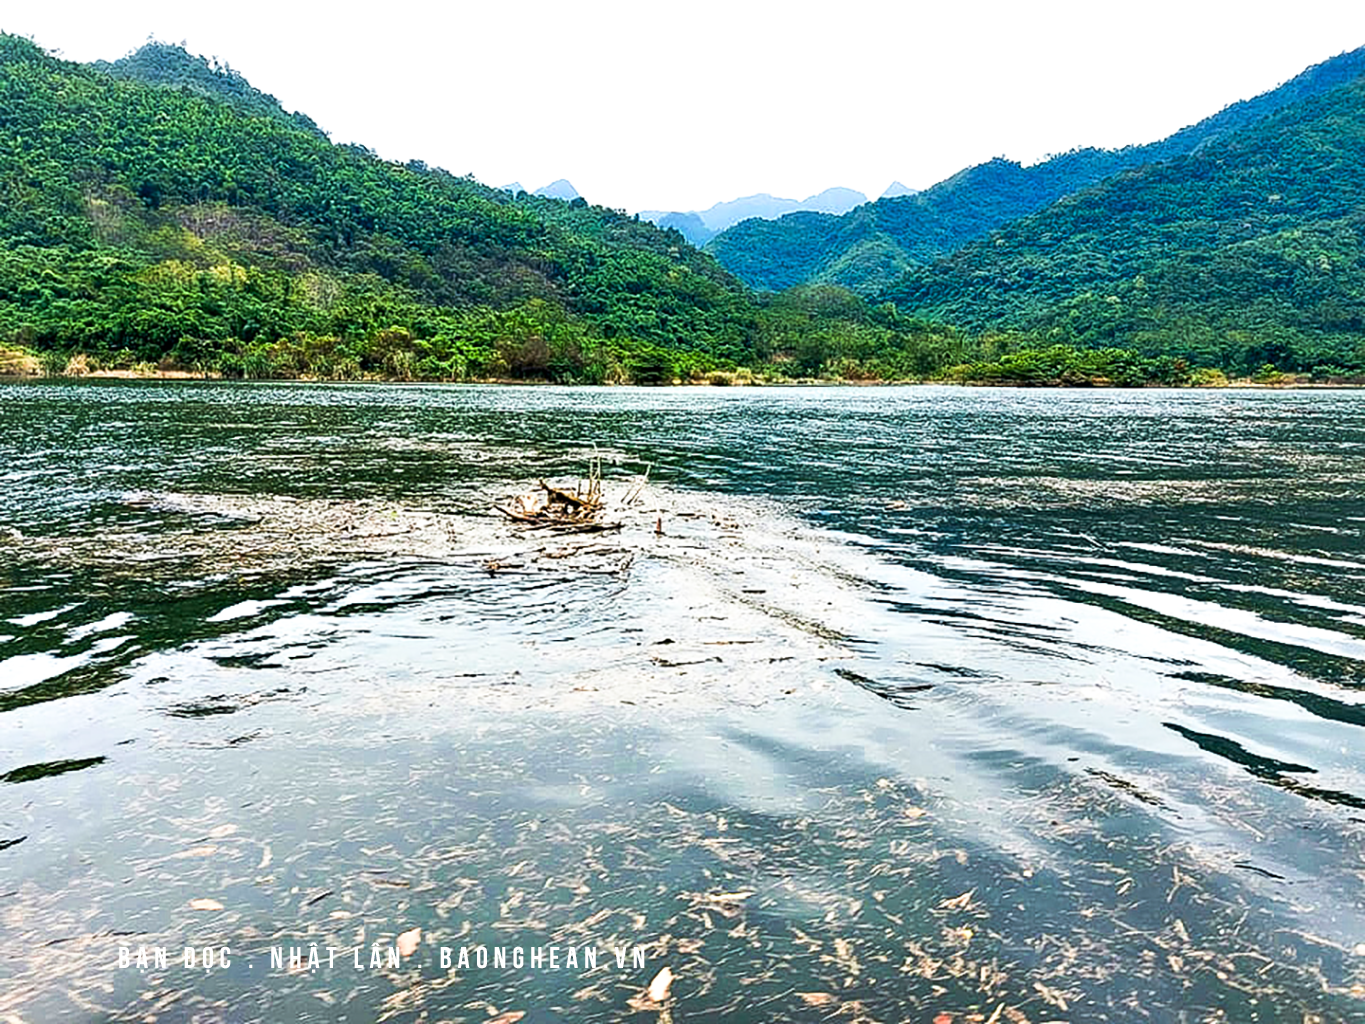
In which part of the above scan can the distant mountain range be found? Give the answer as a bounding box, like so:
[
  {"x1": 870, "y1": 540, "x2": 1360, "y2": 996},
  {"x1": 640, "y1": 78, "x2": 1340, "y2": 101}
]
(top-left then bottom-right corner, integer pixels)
[
  {"x1": 709, "y1": 45, "x2": 1365, "y2": 294},
  {"x1": 479, "y1": 182, "x2": 923, "y2": 247},
  {"x1": 638, "y1": 187, "x2": 869, "y2": 246},
  {"x1": 478, "y1": 180, "x2": 923, "y2": 245}
]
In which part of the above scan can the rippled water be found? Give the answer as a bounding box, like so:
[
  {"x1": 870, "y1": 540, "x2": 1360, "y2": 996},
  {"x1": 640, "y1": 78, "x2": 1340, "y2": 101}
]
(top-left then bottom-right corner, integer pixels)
[{"x1": 2, "y1": 380, "x2": 1364, "y2": 1023}]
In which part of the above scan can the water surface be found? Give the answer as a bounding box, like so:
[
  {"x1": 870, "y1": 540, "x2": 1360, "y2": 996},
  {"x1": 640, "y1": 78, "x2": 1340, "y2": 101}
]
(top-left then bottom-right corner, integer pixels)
[{"x1": 2, "y1": 381, "x2": 1364, "y2": 1023}]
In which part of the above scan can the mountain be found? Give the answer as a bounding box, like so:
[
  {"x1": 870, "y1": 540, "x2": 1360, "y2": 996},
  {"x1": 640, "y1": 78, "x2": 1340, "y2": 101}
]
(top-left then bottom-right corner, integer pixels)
[
  {"x1": 533, "y1": 179, "x2": 580, "y2": 201},
  {"x1": 498, "y1": 181, "x2": 526, "y2": 194},
  {"x1": 801, "y1": 187, "x2": 868, "y2": 215},
  {"x1": 881, "y1": 181, "x2": 917, "y2": 199},
  {"x1": 880, "y1": 71, "x2": 1365, "y2": 374},
  {"x1": 710, "y1": 45, "x2": 1365, "y2": 295},
  {"x1": 7, "y1": 32, "x2": 1364, "y2": 386},
  {"x1": 655, "y1": 212, "x2": 714, "y2": 247},
  {"x1": 91, "y1": 41, "x2": 325, "y2": 138},
  {"x1": 0, "y1": 36, "x2": 759, "y2": 382},
  {"x1": 640, "y1": 187, "x2": 869, "y2": 246}
]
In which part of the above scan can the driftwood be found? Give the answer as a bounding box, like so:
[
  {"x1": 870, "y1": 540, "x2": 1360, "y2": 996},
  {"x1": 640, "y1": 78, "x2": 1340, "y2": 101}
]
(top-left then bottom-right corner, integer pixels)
[{"x1": 495, "y1": 455, "x2": 621, "y2": 533}]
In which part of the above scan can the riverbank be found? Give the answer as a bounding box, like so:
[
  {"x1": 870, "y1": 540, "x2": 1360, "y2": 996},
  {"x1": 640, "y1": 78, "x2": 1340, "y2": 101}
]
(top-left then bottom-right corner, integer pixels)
[
  {"x1": 4, "y1": 367, "x2": 1364, "y2": 389},
  {"x1": 4, "y1": 343, "x2": 1365, "y2": 387}
]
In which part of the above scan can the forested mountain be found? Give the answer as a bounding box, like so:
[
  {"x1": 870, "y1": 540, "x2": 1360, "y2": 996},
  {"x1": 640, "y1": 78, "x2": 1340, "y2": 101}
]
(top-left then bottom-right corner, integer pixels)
[
  {"x1": 710, "y1": 45, "x2": 1365, "y2": 294},
  {"x1": 881, "y1": 73, "x2": 1365, "y2": 373},
  {"x1": 0, "y1": 35, "x2": 764, "y2": 381},
  {"x1": 91, "y1": 42, "x2": 326, "y2": 138}
]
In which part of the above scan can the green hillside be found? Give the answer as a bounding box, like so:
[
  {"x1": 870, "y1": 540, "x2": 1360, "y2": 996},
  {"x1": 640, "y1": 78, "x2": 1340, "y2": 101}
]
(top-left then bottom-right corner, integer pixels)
[
  {"x1": 0, "y1": 36, "x2": 760, "y2": 381},
  {"x1": 709, "y1": 46, "x2": 1365, "y2": 295},
  {"x1": 91, "y1": 41, "x2": 327, "y2": 137},
  {"x1": 879, "y1": 75, "x2": 1365, "y2": 374}
]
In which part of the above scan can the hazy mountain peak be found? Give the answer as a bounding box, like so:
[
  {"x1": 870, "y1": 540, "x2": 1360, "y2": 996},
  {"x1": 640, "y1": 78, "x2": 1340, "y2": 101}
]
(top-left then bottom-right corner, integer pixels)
[
  {"x1": 534, "y1": 179, "x2": 580, "y2": 201},
  {"x1": 657, "y1": 211, "x2": 713, "y2": 245},
  {"x1": 802, "y1": 187, "x2": 868, "y2": 211},
  {"x1": 499, "y1": 181, "x2": 526, "y2": 194},
  {"x1": 881, "y1": 181, "x2": 918, "y2": 199}
]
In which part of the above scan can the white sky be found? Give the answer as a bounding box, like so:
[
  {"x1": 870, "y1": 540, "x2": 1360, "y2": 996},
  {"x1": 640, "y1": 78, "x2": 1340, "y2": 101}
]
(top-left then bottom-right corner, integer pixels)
[{"x1": 5, "y1": 1, "x2": 1365, "y2": 213}]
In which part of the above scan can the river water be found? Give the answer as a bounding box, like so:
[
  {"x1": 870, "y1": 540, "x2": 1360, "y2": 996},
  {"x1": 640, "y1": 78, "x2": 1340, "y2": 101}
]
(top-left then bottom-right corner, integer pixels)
[{"x1": 1, "y1": 380, "x2": 1363, "y2": 1023}]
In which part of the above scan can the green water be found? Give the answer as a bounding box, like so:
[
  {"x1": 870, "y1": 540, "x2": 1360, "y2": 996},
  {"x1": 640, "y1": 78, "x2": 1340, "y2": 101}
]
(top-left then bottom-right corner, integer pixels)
[{"x1": 2, "y1": 380, "x2": 1364, "y2": 1023}]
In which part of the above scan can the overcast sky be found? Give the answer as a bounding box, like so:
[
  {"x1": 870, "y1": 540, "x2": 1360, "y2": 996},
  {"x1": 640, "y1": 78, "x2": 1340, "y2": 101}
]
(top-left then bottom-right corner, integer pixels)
[{"x1": 6, "y1": 1, "x2": 1365, "y2": 213}]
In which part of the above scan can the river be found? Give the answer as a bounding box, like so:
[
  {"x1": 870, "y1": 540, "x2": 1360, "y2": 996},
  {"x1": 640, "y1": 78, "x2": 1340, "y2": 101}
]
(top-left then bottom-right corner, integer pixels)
[{"x1": 2, "y1": 380, "x2": 1363, "y2": 1022}]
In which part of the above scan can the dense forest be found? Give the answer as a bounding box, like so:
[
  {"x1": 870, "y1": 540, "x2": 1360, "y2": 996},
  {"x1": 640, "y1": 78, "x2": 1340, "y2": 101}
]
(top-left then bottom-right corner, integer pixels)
[
  {"x1": 709, "y1": 46, "x2": 1365, "y2": 295},
  {"x1": 90, "y1": 42, "x2": 328, "y2": 138},
  {"x1": 1, "y1": 34, "x2": 1363, "y2": 386},
  {"x1": 0, "y1": 36, "x2": 759, "y2": 383}
]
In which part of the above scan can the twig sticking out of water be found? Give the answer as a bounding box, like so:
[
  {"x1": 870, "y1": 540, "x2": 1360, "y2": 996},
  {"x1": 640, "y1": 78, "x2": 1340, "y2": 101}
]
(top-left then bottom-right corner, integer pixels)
[{"x1": 622, "y1": 463, "x2": 652, "y2": 506}]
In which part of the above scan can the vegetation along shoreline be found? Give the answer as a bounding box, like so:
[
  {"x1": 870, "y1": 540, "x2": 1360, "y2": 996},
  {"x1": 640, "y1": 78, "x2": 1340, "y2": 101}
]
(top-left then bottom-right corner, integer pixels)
[{"x1": 3, "y1": 342, "x2": 1361, "y2": 389}]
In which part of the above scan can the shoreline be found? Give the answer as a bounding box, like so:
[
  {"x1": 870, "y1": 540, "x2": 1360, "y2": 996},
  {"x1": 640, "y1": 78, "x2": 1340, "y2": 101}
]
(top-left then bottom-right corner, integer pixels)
[{"x1": 2, "y1": 369, "x2": 1364, "y2": 389}]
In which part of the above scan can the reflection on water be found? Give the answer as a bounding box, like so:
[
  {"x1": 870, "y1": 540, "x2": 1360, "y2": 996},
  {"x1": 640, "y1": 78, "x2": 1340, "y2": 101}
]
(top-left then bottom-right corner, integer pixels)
[{"x1": 2, "y1": 380, "x2": 1364, "y2": 1022}]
